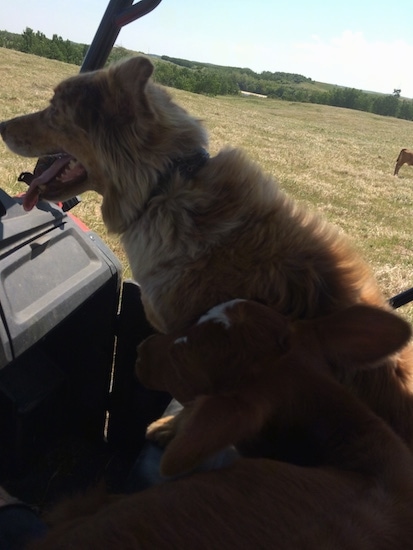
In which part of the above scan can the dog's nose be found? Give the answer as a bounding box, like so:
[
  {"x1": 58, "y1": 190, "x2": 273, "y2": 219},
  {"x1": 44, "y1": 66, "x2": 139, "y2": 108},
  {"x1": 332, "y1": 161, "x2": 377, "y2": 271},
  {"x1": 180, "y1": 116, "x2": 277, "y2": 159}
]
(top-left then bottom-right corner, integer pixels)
[{"x1": 0, "y1": 121, "x2": 6, "y2": 138}]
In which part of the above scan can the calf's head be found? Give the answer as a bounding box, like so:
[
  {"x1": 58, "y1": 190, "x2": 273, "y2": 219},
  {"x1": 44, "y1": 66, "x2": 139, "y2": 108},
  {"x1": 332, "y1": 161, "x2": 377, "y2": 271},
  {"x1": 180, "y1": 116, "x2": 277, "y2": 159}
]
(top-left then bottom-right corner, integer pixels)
[{"x1": 136, "y1": 300, "x2": 411, "y2": 475}]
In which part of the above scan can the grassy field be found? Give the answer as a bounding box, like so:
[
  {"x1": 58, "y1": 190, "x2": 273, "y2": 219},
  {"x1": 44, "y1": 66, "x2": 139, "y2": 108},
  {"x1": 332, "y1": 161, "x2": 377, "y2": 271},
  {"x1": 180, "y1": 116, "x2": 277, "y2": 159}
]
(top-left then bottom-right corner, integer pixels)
[{"x1": 1, "y1": 47, "x2": 413, "y2": 320}]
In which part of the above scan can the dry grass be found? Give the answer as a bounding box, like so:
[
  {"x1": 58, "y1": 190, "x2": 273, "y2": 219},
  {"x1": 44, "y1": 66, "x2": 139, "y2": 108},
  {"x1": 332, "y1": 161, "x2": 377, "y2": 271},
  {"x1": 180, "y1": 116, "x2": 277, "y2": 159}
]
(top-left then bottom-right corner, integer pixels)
[{"x1": 1, "y1": 47, "x2": 413, "y2": 320}]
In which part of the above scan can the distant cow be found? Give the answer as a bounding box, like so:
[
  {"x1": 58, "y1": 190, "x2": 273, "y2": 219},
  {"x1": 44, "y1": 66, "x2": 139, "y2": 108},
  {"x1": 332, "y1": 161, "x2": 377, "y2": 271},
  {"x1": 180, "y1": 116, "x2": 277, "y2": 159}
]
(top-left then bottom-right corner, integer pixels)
[{"x1": 394, "y1": 148, "x2": 413, "y2": 176}]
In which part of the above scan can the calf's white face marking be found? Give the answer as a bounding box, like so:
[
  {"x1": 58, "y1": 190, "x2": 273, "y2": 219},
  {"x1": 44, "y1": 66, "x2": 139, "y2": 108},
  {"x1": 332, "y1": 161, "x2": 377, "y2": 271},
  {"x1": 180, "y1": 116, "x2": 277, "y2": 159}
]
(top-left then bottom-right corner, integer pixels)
[{"x1": 196, "y1": 299, "x2": 246, "y2": 329}]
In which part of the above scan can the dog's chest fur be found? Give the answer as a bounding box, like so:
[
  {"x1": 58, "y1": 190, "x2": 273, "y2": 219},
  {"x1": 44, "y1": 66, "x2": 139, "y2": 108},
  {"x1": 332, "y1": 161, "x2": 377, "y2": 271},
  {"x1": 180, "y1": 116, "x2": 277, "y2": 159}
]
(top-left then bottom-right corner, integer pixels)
[{"x1": 120, "y1": 149, "x2": 383, "y2": 333}]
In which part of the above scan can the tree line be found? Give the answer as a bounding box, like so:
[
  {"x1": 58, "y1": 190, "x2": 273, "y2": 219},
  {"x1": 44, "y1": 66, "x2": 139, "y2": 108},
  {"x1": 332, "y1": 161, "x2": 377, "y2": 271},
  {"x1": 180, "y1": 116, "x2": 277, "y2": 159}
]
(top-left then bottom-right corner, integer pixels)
[
  {"x1": 156, "y1": 56, "x2": 413, "y2": 121},
  {"x1": 0, "y1": 28, "x2": 133, "y2": 66},
  {"x1": 1, "y1": 28, "x2": 413, "y2": 121},
  {"x1": 0, "y1": 28, "x2": 88, "y2": 65}
]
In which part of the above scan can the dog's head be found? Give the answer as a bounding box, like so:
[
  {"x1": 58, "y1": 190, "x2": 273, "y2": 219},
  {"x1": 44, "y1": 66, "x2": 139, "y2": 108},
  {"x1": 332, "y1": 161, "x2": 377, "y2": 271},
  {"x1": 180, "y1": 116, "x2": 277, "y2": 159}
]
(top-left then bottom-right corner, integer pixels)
[
  {"x1": 0, "y1": 56, "x2": 208, "y2": 232},
  {"x1": 136, "y1": 299, "x2": 411, "y2": 476}
]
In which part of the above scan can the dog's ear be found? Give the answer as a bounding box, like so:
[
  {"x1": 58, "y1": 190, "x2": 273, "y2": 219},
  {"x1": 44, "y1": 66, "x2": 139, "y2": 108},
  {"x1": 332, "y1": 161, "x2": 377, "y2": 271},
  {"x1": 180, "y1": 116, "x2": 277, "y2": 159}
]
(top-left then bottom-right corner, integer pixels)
[
  {"x1": 101, "y1": 56, "x2": 156, "y2": 127},
  {"x1": 160, "y1": 391, "x2": 273, "y2": 477},
  {"x1": 313, "y1": 305, "x2": 411, "y2": 368},
  {"x1": 112, "y1": 56, "x2": 154, "y2": 96}
]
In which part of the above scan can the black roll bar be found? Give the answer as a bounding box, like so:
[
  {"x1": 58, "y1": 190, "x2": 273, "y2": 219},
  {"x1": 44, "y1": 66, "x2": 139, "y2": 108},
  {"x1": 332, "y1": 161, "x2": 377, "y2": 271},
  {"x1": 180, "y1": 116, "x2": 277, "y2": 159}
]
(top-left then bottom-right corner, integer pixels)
[
  {"x1": 389, "y1": 287, "x2": 413, "y2": 309},
  {"x1": 81, "y1": 0, "x2": 163, "y2": 73}
]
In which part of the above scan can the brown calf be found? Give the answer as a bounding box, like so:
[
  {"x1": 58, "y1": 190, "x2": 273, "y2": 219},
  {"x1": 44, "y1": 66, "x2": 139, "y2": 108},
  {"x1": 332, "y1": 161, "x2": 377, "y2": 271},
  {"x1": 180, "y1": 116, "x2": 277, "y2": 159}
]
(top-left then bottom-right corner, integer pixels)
[
  {"x1": 30, "y1": 301, "x2": 413, "y2": 549},
  {"x1": 137, "y1": 299, "x2": 412, "y2": 476}
]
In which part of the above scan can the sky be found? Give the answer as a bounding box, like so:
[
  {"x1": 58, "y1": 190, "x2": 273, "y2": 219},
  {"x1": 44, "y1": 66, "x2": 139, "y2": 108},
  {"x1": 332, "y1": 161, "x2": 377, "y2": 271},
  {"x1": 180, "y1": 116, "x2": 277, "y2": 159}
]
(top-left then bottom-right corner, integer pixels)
[{"x1": 2, "y1": 0, "x2": 413, "y2": 98}]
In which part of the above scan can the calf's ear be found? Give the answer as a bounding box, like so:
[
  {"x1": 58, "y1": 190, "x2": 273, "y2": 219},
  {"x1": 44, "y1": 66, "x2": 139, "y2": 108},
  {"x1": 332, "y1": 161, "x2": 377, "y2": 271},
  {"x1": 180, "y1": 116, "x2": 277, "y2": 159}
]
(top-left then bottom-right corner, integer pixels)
[{"x1": 314, "y1": 305, "x2": 411, "y2": 367}]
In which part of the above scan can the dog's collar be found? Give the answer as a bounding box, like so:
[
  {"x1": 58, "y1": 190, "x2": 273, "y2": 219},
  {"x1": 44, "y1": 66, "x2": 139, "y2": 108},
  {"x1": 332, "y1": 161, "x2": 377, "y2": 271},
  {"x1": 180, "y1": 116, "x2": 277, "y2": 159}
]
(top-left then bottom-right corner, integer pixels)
[
  {"x1": 171, "y1": 148, "x2": 210, "y2": 178},
  {"x1": 147, "y1": 148, "x2": 209, "y2": 206}
]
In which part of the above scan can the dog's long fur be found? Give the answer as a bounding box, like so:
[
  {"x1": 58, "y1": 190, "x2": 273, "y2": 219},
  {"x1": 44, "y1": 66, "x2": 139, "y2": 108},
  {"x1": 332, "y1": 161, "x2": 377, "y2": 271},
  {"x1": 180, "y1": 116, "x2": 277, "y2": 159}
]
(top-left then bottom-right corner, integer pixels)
[
  {"x1": 30, "y1": 303, "x2": 413, "y2": 549},
  {"x1": 2, "y1": 56, "x2": 413, "y2": 447}
]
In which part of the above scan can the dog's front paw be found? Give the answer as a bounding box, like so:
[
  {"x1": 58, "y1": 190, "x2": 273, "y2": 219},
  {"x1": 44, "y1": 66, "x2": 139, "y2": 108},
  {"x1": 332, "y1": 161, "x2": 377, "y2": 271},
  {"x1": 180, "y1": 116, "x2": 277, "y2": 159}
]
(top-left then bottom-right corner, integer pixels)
[{"x1": 146, "y1": 415, "x2": 177, "y2": 447}]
